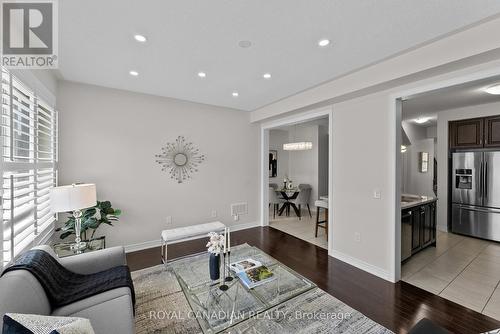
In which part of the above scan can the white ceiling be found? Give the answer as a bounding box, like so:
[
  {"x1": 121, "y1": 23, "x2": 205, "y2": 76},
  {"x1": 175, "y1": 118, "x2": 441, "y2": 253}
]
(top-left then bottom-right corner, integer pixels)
[
  {"x1": 402, "y1": 75, "x2": 500, "y2": 126},
  {"x1": 59, "y1": 1, "x2": 500, "y2": 111}
]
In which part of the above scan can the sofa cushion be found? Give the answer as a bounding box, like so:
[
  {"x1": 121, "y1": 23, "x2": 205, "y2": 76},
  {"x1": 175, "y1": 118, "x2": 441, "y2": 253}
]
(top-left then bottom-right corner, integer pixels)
[
  {"x1": 0, "y1": 271, "x2": 51, "y2": 329},
  {"x1": 56, "y1": 295, "x2": 135, "y2": 334},
  {"x1": 3, "y1": 313, "x2": 94, "y2": 334},
  {"x1": 52, "y1": 287, "x2": 132, "y2": 317}
]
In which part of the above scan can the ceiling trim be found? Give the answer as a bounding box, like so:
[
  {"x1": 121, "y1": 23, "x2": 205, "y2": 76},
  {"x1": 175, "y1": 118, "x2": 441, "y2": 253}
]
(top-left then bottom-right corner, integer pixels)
[{"x1": 250, "y1": 14, "x2": 500, "y2": 122}]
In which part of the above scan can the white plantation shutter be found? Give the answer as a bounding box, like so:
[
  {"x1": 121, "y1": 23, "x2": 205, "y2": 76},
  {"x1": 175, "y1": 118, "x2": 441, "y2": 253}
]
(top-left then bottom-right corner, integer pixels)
[{"x1": 1, "y1": 67, "x2": 58, "y2": 267}]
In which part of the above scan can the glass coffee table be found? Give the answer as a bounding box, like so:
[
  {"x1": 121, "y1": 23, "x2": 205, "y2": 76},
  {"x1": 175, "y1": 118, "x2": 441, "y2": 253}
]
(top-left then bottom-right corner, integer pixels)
[{"x1": 167, "y1": 244, "x2": 316, "y2": 334}]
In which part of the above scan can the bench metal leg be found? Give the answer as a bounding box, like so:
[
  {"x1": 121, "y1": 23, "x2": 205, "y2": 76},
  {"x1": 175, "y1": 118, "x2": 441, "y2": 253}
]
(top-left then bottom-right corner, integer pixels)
[{"x1": 161, "y1": 238, "x2": 168, "y2": 267}]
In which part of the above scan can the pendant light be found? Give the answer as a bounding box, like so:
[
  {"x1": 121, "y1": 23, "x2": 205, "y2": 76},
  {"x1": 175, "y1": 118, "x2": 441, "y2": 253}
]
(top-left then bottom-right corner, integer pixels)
[{"x1": 283, "y1": 124, "x2": 313, "y2": 151}]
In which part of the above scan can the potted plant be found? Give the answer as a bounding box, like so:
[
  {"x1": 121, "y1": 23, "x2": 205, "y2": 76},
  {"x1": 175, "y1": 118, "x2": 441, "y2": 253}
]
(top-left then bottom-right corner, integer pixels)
[
  {"x1": 55, "y1": 201, "x2": 122, "y2": 244},
  {"x1": 206, "y1": 232, "x2": 225, "y2": 280}
]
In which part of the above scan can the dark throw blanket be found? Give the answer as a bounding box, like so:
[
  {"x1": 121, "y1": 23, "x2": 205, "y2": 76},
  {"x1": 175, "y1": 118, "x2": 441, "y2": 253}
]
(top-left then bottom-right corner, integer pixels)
[{"x1": 1, "y1": 250, "x2": 135, "y2": 311}]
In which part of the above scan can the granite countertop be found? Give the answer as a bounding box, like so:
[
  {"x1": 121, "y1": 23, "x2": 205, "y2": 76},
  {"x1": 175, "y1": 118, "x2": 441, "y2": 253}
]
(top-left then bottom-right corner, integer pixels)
[{"x1": 401, "y1": 194, "x2": 438, "y2": 209}]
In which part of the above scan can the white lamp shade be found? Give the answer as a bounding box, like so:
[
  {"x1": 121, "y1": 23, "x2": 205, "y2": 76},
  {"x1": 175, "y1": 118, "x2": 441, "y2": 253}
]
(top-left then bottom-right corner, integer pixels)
[{"x1": 50, "y1": 184, "x2": 97, "y2": 213}]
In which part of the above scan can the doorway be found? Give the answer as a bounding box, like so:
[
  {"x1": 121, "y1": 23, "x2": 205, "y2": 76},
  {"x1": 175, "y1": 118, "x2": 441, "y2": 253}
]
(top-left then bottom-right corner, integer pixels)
[
  {"x1": 260, "y1": 107, "x2": 333, "y2": 253},
  {"x1": 395, "y1": 74, "x2": 500, "y2": 319}
]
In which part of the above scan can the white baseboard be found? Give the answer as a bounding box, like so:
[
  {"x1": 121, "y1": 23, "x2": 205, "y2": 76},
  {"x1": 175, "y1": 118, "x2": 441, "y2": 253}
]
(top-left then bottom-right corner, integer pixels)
[
  {"x1": 330, "y1": 249, "x2": 393, "y2": 282},
  {"x1": 124, "y1": 220, "x2": 261, "y2": 253}
]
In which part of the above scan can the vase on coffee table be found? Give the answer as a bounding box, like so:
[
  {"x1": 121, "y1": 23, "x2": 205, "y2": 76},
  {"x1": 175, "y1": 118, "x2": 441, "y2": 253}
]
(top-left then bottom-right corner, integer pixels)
[{"x1": 209, "y1": 253, "x2": 220, "y2": 280}]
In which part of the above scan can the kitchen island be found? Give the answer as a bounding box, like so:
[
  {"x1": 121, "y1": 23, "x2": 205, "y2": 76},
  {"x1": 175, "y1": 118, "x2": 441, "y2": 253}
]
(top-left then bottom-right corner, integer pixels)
[{"x1": 401, "y1": 194, "x2": 438, "y2": 262}]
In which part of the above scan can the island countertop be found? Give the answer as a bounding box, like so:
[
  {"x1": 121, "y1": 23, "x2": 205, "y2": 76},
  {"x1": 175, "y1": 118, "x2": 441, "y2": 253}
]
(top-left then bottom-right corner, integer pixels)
[{"x1": 401, "y1": 194, "x2": 438, "y2": 210}]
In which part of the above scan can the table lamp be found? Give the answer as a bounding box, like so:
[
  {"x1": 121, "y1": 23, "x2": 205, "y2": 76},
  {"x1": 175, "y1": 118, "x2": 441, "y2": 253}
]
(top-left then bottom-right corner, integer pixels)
[{"x1": 50, "y1": 184, "x2": 97, "y2": 251}]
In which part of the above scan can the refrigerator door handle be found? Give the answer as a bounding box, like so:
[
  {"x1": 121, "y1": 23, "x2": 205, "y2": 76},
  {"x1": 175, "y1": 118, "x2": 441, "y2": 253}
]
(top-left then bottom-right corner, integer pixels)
[
  {"x1": 459, "y1": 205, "x2": 500, "y2": 215},
  {"x1": 485, "y1": 161, "x2": 489, "y2": 200},
  {"x1": 480, "y1": 161, "x2": 484, "y2": 201}
]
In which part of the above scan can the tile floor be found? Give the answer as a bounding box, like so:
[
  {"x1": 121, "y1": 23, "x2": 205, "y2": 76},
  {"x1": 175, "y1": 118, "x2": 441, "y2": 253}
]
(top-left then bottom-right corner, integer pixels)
[
  {"x1": 269, "y1": 209, "x2": 328, "y2": 249},
  {"x1": 402, "y1": 231, "x2": 500, "y2": 320}
]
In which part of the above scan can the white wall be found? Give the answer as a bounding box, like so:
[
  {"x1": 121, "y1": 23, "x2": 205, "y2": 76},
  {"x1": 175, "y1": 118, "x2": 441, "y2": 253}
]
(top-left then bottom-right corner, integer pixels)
[
  {"x1": 269, "y1": 123, "x2": 328, "y2": 207},
  {"x1": 252, "y1": 15, "x2": 500, "y2": 281},
  {"x1": 268, "y1": 130, "x2": 289, "y2": 183},
  {"x1": 56, "y1": 81, "x2": 260, "y2": 249},
  {"x1": 318, "y1": 125, "x2": 329, "y2": 198},
  {"x1": 331, "y1": 93, "x2": 394, "y2": 278},
  {"x1": 401, "y1": 121, "x2": 435, "y2": 197},
  {"x1": 288, "y1": 125, "x2": 319, "y2": 206},
  {"x1": 436, "y1": 101, "x2": 500, "y2": 231}
]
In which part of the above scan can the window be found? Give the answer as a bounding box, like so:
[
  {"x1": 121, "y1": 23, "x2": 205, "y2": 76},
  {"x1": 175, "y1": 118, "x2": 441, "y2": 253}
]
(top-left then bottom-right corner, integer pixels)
[{"x1": 1, "y1": 67, "x2": 58, "y2": 267}]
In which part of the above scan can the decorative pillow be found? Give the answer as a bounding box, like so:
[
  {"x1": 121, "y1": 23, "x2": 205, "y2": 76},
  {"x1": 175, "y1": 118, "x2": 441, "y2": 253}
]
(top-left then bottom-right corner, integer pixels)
[{"x1": 2, "y1": 314, "x2": 95, "y2": 334}]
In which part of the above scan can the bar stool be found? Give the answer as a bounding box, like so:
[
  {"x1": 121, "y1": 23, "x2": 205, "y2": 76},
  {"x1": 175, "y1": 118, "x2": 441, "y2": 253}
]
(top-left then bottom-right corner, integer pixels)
[{"x1": 315, "y1": 199, "x2": 328, "y2": 240}]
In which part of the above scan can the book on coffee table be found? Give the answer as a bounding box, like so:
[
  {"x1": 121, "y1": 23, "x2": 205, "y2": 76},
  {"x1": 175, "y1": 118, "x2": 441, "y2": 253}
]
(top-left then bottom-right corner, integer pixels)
[
  {"x1": 230, "y1": 258, "x2": 262, "y2": 273},
  {"x1": 236, "y1": 265, "x2": 275, "y2": 289}
]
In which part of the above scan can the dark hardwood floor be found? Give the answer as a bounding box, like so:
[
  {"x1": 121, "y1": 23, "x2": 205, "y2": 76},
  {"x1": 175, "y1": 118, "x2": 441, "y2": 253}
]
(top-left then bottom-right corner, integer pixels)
[{"x1": 126, "y1": 226, "x2": 500, "y2": 334}]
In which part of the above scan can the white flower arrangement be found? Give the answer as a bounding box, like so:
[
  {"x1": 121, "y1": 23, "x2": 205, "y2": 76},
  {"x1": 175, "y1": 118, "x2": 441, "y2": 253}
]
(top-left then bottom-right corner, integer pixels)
[{"x1": 206, "y1": 232, "x2": 225, "y2": 255}]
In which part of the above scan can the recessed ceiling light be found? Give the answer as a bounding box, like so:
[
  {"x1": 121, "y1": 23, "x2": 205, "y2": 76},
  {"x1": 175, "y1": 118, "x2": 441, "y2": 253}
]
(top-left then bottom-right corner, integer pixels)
[
  {"x1": 198, "y1": 72, "x2": 207, "y2": 78},
  {"x1": 318, "y1": 39, "x2": 330, "y2": 47},
  {"x1": 263, "y1": 73, "x2": 272, "y2": 79},
  {"x1": 129, "y1": 70, "x2": 139, "y2": 76},
  {"x1": 232, "y1": 92, "x2": 239, "y2": 97},
  {"x1": 415, "y1": 117, "x2": 430, "y2": 124},
  {"x1": 134, "y1": 34, "x2": 147, "y2": 43},
  {"x1": 238, "y1": 40, "x2": 252, "y2": 48},
  {"x1": 484, "y1": 84, "x2": 500, "y2": 95}
]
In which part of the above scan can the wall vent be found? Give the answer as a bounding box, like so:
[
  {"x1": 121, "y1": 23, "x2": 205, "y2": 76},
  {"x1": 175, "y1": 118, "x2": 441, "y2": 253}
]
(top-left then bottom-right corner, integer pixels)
[{"x1": 231, "y1": 202, "x2": 248, "y2": 216}]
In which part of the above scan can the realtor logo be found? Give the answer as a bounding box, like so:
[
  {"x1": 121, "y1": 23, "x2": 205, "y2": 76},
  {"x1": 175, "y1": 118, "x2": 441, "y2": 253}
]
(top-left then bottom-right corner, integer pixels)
[{"x1": 1, "y1": 0, "x2": 58, "y2": 68}]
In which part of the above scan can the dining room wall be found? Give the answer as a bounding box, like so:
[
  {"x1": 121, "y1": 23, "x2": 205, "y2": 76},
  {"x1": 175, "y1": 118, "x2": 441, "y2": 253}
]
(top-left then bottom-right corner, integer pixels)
[
  {"x1": 269, "y1": 129, "x2": 290, "y2": 184},
  {"x1": 288, "y1": 124, "x2": 320, "y2": 207},
  {"x1": 56, "y1": 80, "x2": 260, "y2": 250}
]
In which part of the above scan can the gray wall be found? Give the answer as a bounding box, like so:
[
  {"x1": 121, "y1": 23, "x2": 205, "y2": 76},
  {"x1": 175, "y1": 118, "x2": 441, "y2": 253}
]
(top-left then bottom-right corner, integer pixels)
[{"x1": 56, "y1": 81, "x2": 260, "y2": 249}]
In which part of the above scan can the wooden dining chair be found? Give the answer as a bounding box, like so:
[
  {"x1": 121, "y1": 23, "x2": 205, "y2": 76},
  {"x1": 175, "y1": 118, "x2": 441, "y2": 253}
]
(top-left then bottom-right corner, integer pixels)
[{"x1": 315, "y1": 199, "x2": 328, "y2": 240}]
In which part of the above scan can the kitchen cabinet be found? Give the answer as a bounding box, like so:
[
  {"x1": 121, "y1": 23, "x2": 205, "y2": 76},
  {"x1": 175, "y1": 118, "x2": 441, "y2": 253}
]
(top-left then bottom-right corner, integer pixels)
[
  {"x1": 485, "y1": 116, "x2": 500, "y2": 148},
  {"x1": 422, "y1": 202, "x2": 436, "y2": 247},
  {"x1": 401, "y1": 201, "x2": 437, "y2": 262},
  {"x1": 449, "y1": 118, "x2": 484, "y2": 149},
  {"x1": 449, "y1": 115, "x2": 500, "y2": 149}
]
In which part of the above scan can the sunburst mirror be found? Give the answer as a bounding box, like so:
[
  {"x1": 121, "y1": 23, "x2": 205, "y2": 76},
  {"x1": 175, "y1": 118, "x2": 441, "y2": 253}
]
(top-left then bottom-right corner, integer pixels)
[{"x1": 155, "y1": 136, "x2": 205, "y2": 183}]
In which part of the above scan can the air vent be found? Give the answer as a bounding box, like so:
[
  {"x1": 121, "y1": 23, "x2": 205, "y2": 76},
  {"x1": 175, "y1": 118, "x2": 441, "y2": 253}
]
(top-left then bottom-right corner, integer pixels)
[{"x1": 231, "y1": 202, "x2": 248, "y2": 216}]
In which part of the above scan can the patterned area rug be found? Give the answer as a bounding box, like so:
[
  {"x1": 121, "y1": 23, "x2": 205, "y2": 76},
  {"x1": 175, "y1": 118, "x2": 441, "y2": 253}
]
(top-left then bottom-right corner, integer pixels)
[{"x1": 132, "y1": 251, "x2": 393, "y2": 334}]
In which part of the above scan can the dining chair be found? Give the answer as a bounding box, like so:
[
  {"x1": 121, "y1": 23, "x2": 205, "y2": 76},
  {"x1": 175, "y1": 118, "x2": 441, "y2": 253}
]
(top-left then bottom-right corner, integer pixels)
[
  {"x1": 269, "y1": 187, "x2": 285, "y2": 219},
  {"x1": 315, "y1": 199, "x2": 328, "y2": 240},
  {"x1": 290, "y1": 184, "x2": 312, "y2": 220}
]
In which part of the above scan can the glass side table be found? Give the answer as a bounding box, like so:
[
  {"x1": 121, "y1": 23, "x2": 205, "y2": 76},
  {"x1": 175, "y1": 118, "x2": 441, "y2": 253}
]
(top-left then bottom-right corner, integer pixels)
[{"x1": 52, "y1": 236, "x2": 106, "y2": 258}]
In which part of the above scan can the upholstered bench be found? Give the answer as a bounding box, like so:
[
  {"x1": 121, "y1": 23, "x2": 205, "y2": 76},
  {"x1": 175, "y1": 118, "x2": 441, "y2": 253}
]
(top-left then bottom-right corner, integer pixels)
[{"x1": 161, "y1": 221, "x2": 226, "y2": 264}]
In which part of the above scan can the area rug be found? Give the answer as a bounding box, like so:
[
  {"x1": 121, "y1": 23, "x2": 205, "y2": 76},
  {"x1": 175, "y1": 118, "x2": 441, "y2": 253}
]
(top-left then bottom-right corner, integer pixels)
[{"x1": 132, "y1": 247, "x2": 393, "y2": 334}]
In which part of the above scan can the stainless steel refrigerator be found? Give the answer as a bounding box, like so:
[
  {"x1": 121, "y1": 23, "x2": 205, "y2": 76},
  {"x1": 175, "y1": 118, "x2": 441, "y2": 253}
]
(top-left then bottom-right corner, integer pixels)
[{"x1": 452, "y1": 151, "x2": 500, "y2": 241}]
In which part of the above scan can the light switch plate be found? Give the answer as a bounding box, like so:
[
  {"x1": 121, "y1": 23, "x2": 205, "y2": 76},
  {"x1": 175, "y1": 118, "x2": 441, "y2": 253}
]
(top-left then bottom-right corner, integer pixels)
[{"x1": 373, "y1": 189, "x2": 381, "y2": 199}]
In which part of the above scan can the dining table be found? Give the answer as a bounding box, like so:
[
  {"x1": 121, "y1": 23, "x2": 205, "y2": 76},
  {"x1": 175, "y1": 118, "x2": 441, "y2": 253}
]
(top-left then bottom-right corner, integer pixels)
[{"x1": 276, "y1": 188, "x2": 301, "y2": 217}]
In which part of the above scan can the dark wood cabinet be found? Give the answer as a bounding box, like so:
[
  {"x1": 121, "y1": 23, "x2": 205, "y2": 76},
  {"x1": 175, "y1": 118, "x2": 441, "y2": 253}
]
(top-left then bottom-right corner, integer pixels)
[
  {"x1": 411, "y1": 209, "x2": 421, "y2": 253},
  {"x1": 402, "y1": 201, "x2": 437, "y2": 262},
  {"x1": 449, "y1": 118, "x2": 484, "y2": 149},
  {"x1": 422, "y1": 203, "x2": 436, "y2": 247},
  {"x1": 485, "y1": 116, "x2": 500, "y2": 148}
]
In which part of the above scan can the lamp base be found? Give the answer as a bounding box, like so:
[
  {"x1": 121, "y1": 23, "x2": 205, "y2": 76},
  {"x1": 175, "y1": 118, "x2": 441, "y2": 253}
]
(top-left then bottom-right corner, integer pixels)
[{"x1": 71, "y1": 241, "x2": 87, "y2": 251}]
